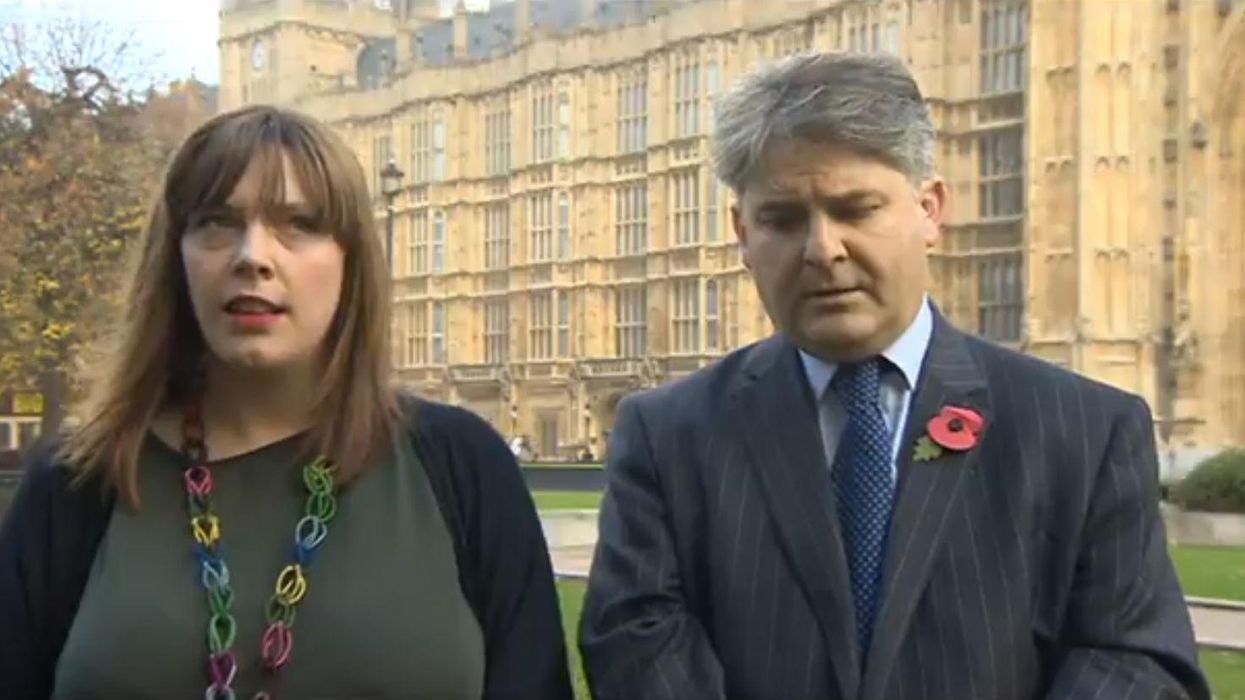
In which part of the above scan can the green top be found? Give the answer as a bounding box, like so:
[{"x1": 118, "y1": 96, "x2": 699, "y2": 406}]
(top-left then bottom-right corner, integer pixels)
[{"x1": 53, "y1": 430, "x2": 485, "y2": 699}]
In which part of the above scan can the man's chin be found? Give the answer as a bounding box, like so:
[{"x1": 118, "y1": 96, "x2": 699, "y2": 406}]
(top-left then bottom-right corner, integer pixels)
[{"x1": 792, "y1": 314, "x2": 887, "y2": 360}]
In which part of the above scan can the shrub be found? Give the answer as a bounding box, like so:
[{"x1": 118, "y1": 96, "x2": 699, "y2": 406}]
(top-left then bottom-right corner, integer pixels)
[{"x1": 1173, "y1": 449, "x2": 1245, "y2": 514}]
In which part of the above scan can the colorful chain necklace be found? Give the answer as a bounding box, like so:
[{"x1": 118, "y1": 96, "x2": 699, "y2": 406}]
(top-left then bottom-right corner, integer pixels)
[{"x1": 180, "y1": 400, "x2": 338, "y2": 700}]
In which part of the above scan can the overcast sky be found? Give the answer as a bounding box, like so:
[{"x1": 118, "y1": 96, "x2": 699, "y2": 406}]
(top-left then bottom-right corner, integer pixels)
[
  {"x1": 0, "y1": 0, "x2": 219, "y2": 84},
  {"x1": 441, "y1": 0, "x2": 492, "y2": 12},
  {"x1": 0, "y1": 1, "x2": 498, "y2": 86}
]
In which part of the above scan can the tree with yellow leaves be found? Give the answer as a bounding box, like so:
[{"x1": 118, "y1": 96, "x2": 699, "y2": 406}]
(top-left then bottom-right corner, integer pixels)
[{"x1": 0, "y1": 20, "x2": 204, "y2": 435}]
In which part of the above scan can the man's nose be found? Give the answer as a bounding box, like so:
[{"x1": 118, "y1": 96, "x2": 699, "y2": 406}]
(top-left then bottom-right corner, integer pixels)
[{"x1": 803, "y1": 210, "x2": 849, "y2": 265}]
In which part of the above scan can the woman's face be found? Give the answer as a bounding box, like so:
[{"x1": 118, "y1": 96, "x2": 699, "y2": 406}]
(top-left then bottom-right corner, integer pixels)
[{"x1": 180, "y1": 151, "x2": 345, "y2": 374}]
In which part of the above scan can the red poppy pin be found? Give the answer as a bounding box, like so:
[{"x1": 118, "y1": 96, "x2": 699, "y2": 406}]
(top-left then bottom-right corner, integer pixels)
[{"x1": 913, "y1": 406, "x2": 985, "y2": 461}]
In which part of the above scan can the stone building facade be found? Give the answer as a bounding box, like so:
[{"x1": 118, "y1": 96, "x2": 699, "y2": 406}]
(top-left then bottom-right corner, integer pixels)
[{"x1": 218, "y1": 0, "x2": 1245, "y2": 472}]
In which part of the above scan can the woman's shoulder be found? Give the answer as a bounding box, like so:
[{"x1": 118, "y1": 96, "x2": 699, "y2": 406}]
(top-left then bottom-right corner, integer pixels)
[
  {"x1": 9, "y1": 438, "x2": 112, "y2": 517},
  {"x1": 1, "y1": 437, "x2": 112, "y2": 571},
  {"x1": 394, "y1": 394, "x2": 534, "y2": 564},
  {"x1": 401, "y1": 395, "x2": 499, "y2": 437},
  {"x1": 11, "y1": 439, "x2": 82, "y2": 501},
  {"x1": 396, "y1": 394, "x2": 521, "y2": 496},
  {"x1": 398, "y1": 394, "x2": 510, "y2": 459}
]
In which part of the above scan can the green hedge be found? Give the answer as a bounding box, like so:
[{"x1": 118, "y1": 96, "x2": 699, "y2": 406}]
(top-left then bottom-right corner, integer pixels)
[{"x1": 1174, "y1": 449, "x2": 1245, "y2": 514}]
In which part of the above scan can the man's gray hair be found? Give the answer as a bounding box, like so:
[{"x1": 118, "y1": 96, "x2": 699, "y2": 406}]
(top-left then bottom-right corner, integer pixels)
[{"x1": 712, "y1": 51, "x2": 936, "y2": 191}]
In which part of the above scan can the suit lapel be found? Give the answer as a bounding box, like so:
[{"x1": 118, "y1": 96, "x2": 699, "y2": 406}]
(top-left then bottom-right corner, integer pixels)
[
  {"x1": 729, "y1": 336, "x2": 861, "y2": 700},
  {"x1": 861, "y1": 312, "x2": 993, "y2": 700}
]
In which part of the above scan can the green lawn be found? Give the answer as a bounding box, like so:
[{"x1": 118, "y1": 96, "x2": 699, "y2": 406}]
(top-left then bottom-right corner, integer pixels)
[
  {"x1": 1171, "y1": 545, "x2": 1245, "y2": 601},
  {"x1": 557, "y1": 579, "x2": 591, "y2": 700},
  {"x1": 555, "y1": 579, "x2": 1245, "y2": 699},
  {"x1": 1171, "y1": 546, "x2": 1245, "y2": 696},
  {"x1": 533, "y1": 490, "x2": 604, "y2": 511},
  {"x1": 1202, "y1": 649, "x2": 1245, "y2": 699}
]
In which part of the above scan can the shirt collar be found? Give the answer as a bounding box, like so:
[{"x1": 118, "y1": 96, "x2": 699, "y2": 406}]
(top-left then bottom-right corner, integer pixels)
[{"x1": 798, "y1": 296, "x2": 934, "y2": 400}]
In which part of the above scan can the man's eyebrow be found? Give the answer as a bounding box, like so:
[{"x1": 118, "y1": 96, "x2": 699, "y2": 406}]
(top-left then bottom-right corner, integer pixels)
[
  {"x1": 818, "y1": 189, "x2": 888, "y2": 204},
  {"x1": 755, "y1": 189, "x2": 887, "y2": 206}
]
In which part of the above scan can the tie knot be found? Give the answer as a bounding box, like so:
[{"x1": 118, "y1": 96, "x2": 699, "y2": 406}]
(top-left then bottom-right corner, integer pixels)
[{"x1": 830, "y1": 358, "x2": 882, "y2": 407}]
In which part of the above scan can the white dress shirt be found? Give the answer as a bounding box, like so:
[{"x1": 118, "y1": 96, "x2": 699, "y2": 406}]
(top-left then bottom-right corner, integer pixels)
[{"x1": 799, "y1": 298, "x2": 935, "y2": 478}]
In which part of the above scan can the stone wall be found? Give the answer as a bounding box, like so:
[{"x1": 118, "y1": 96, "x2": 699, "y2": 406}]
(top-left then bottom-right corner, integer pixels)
[
  {"x1": 1160, "y1": 446, "x2": 1227, "y2": 483},
  {"x1": 1161, "y1": 503, "x2": 1245, "y2": 548},
  {"x1": 5, "y1": 487, "x2": 1240, "y2": 550},
  {"x1": 542, "y1": 503, "x2": 1245, "y2": 551}
]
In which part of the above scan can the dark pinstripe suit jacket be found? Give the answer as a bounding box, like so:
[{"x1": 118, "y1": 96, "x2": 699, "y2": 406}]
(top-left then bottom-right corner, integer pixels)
[{"x1": 580, "y1": 310, "x2": 1209, "y2": 700}]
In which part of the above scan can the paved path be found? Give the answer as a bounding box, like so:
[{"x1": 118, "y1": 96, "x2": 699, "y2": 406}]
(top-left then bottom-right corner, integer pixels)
[
  {"x1": 1188, "y1": 598, "x2": 1245, "y2": 652},
  {"x1": 551, "y1": 544, "x2": 594, "y2": 581},
  {"x1": 550, "y1": 545, "x2": 1245, "y2": 651}
]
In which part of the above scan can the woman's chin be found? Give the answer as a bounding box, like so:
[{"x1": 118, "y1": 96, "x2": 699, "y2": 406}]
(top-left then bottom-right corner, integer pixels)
[{"x1": 208, "y1": 343, "x2": 297, "y2": 373}]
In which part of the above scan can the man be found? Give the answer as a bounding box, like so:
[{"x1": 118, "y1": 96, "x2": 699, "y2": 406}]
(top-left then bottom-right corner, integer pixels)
[{"x1": 579, "y1": 52, "x2": 1208, "y2": 700}]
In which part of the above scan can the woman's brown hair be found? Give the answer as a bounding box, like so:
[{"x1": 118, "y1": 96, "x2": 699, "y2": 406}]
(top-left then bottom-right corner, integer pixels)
[{"x1": 60, "y1": 105, "x2": 399, "y2": 507}]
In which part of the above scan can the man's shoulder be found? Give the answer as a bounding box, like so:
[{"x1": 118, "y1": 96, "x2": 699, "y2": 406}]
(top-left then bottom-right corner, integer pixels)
[
  {"x1": 962, "y1": 331, "x2": 1145, "y2": 411},
  {"x1": 620, "y1": 338, "x2": 773, "y2": 416}
]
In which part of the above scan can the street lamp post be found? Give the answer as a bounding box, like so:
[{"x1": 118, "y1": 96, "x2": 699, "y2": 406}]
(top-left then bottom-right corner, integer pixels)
[{"x1": 379, "y1": 158, "x2": 405, "y2": 274}]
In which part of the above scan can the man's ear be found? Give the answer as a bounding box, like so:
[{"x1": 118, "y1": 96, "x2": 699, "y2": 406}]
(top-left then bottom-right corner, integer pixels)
[
  {"x1": 731, "y1": 203, "x2": 751, "y2": 269},
  {"x1": 918, "y1": 177, "x2": 948, "y2": 247}
]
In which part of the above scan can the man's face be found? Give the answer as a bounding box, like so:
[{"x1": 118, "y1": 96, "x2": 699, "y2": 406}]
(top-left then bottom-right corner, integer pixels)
[{"x1": 732, "y1": 139, "x2": 947, "y2": 362}]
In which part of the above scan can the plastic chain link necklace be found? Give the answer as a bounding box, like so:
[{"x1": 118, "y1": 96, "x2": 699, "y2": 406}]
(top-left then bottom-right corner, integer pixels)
[{"x1": 180, "y1": 399, "x2": 338, "y2": 700}]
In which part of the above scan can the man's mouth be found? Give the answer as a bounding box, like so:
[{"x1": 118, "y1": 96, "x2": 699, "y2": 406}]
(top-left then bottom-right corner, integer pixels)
[{"x1": 806, "y1": 287, "x2": 861, "y2": 298}]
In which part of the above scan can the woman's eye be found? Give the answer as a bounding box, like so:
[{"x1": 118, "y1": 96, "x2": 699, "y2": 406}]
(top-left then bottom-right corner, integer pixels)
[
  {"x1": 289, "y1": 216, "x2": 320, "y2": 232},
  {"x1": 192, "y1": 212, "x2": 238, "y2": 230},
  {"x1": 186, "y1": 223, "x2": 237, "y2": 249}
]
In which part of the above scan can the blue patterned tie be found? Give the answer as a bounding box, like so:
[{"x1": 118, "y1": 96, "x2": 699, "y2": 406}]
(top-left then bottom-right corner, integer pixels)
[{"x1": 829, "y1": 358, "x2": 895, "y2": 660}]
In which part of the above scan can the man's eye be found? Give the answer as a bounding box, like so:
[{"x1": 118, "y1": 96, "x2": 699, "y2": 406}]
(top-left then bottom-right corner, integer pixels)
[
  {"x1": 834, "y1": 205, "x2": 882, "y2": 221},
  {"x1": 760, "y1": 212, "x2": 805, "y2": 230}
]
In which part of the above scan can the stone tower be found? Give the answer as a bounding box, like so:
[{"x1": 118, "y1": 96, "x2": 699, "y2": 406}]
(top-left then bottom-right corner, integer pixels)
[{"x1": 217, "y1": 0, "x2": 404, "y2": 111}]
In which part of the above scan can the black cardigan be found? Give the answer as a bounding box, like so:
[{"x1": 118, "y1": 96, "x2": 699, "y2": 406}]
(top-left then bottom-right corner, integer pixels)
[{"x1": 0, "y1": 397, "x2": 574, "y2": 700}]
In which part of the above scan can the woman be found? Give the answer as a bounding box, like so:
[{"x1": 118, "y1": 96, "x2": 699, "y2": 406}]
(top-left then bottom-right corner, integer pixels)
[{"x1": 0, "y1": 106, "x2": 573, "y2": 700}]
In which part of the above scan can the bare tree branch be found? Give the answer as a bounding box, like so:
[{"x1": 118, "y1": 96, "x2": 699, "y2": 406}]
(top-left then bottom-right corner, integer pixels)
[
  {"x1": 0, "y1": 16, "x2": 184, "y2": 432},
  {"x1": 0, "y1": 17, "x2": 160, "y2": 102}
]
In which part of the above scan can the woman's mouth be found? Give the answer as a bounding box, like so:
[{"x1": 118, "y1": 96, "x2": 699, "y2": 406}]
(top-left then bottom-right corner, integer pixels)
[{"x1": 223, "y1": 296, "x2": 287, "y2": 330}]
